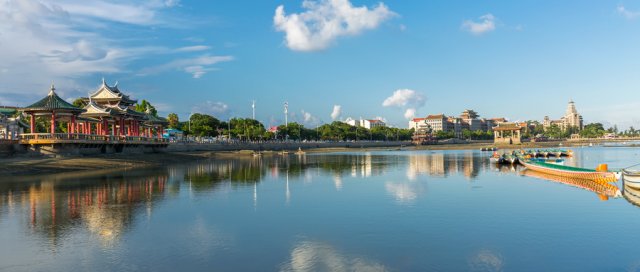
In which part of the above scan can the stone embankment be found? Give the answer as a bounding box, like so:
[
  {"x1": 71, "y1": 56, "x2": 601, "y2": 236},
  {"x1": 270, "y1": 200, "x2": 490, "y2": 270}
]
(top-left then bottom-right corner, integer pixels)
[{"x1": 165, "y1": 141, "x2": 408, "y2": 152}]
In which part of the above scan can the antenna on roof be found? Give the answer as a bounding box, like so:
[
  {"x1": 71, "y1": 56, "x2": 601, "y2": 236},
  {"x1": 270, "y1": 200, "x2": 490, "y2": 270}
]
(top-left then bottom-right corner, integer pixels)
[{"x1": 49, "y1": 83, "x2": 56, "y2": 95}]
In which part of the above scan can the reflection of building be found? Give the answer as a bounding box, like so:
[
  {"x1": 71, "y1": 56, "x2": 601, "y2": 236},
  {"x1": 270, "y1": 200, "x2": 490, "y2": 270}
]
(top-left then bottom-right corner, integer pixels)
[
  {"x1": 543, "y1": 100, "x2": 584, "y2": 131},
  {"x1": 407, "y1": 152, "x2": 484, "y2": 180}
]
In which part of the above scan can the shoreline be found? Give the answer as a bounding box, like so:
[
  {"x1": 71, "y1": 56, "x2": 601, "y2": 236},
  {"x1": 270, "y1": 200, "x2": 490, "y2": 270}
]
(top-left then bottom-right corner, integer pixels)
[{"x1": 0, "y1": 141, "x2": 628, "y2": 177}]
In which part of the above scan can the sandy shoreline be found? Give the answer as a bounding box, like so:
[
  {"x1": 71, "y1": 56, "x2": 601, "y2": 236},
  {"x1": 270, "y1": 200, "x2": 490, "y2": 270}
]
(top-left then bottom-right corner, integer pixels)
[{"x1": 0, "y1": 141, "x2": 601, "y2": 177}]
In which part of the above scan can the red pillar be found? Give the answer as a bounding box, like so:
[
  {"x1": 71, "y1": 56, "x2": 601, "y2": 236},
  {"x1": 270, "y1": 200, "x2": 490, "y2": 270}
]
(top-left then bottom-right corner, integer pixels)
[
  {"x1": 71, "y1": 115, "x2": 76, "y2": 134},
  {"x1": 120, "y1": 119, "x2": 124, "y2": 136},
  {"x1": 30, "y1": 113, "x2": 35, "y2": 133},
  {"x1": 50, "y1": 112, "x2": 56, "y2": 134},
  {"x1": 157, "y1": 126, "x2": 163, "y2": 138}
]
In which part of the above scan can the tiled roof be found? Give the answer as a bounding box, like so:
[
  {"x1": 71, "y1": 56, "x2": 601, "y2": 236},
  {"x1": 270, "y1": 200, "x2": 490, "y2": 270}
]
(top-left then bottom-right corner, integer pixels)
[
  {"x1": 144, "y1": 113, "x2": 168, "y2": 125},
  {"x1": 23, "y1": 85, "x2": 84, "y2": 113},
  {"x1": 426, "y1": 114, "x2": 445, "y2": 119}
]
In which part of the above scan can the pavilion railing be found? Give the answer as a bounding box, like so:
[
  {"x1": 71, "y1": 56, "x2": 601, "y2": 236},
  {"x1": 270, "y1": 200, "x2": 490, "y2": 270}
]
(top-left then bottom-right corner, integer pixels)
[{"x1": 19, "y1": 133, "x2": 168, "y2": 144}]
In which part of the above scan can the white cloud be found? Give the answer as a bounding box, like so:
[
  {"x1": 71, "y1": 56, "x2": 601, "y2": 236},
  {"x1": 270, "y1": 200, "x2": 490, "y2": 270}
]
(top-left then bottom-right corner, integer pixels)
[
  {"x1": 139, "y1": 55, "x2": 234, "y2": 78},
  {"x1": 191, "y1": 101, "x2": 230, "y2": 117},
  {"x1": 382, "y1": 89, "x2": 425, "y2": 108},
  {"x1": 331, "y1": 105, "x2": 342, "y2": 120},
  {"x1": 176, "y1": 45, "x2": 211, "y2": 52},
  {"x1": 404, "y1": 108, "x2": 416, "y2": 119},
  {"x1": 461, "y1": 14, "x2": 496, "y2": 35},
  {"x1": 50, "y1": 40, "x2": 108, "y2": 62},
  {"x1": 618, "y1": 5, "x2": 640, "y2": 20},
  {"x1": 300, "y1": 109, "x2": 321, "y2": 126},
  {"x1": 273, "y1": 0, "x2": 395, "y2": 51},
  {"x1": 0, "y1": 0, "x2": 225, "y2": 105},
  {"x1": 383, "y1": 89, "x2": 426, "y2": 120}
]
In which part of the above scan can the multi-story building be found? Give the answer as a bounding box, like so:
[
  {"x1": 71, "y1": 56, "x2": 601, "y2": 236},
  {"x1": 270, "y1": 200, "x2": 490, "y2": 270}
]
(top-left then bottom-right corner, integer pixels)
[
  {"x1": 346, "y1": 118, "x2": 386, "y2": 129},
  {"x1": 411, "y1": 111, "x2": 507, "y2": 138},
  {"x1": 543, "y1": 100, "x2": 584, "y2": 131},
  {"x1": 425, "y1": 114, "x2": 447, "y2": 132}
]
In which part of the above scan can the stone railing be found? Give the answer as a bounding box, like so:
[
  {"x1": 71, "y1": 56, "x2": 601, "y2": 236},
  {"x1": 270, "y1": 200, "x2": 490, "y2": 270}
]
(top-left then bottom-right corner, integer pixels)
[{"x1": 19, "y1": 133, "x2": 167, "y2": 144}]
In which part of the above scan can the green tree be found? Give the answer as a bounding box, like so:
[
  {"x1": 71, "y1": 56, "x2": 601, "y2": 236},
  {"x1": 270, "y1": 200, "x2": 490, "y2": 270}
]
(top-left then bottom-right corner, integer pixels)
[
  {"x1": 189, "y1": 113, "x2": 221, "y2": 137},
  {"x1": 167, "y1": 113, "x2": 179, "y2": 128},
  {"x1": 579, "y1": 123, "x2": 606, "y2": 138},
  {"x1": 231, "y1": 118, "x2": 266, "y2": 141},
  {"x1": 135, "y1": 100, "x2": 157, "y2": 116},
  {"x1": 72, "y1": 98, "x2": 87, "y2": 108}
]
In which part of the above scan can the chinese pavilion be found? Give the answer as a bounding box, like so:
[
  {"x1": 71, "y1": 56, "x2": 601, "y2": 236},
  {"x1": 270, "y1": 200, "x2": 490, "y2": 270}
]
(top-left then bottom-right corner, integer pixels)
[{"x1": 20, "y1": 80, "x2": 167, "y2": 150}]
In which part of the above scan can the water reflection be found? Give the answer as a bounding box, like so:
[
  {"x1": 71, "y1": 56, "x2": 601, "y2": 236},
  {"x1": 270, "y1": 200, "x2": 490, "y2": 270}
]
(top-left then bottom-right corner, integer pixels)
[
  {"x1": 521, "y1": 169, "x2": 621, "y2": 199},
  {"x1": 623, "y1": 184, "x2": 640, "y2": 207},
  {"x1": 406, "y1": 151, "x2": 488, "y2": 180},
  {"x1": 0, "y1": 170, "x2": 170, "y2": 247},
  {"x1": 280, "y1": 240, "x2": 386, "y2": 272},
  {"x1": 3, "y1": 149, "x2": 639, "y2": 257}
]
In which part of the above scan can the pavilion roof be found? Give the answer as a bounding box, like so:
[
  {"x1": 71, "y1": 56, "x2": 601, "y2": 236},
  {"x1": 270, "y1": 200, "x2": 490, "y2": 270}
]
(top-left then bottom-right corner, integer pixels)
[
  {"x1": 144, "y1": 113, "x2": 168, "y2": 125},
  {"x1": 80, "y1": 101, "x2": 115, "y2": 117},
  {"x1": 105, "y1": 104, "x2": 145, "y2": 118},
  {"x1": 493, "y1": 122, "x2": 523, "y2": 131},
  {"x1": 88, "y1": 79, "x2": 137, "y2": 104},
  {"x1": 0, "y1": 107, "x2": 17, "y2": 116},
  {"x1": 22, "y1": 85, "x2": 84, "y2": 113}
]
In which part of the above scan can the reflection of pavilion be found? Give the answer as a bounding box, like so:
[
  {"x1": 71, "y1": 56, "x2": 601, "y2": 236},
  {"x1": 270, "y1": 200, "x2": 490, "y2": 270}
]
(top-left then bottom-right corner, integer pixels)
[{"x1": 0, "y1": 172, "x2": 169, "y2": 247}]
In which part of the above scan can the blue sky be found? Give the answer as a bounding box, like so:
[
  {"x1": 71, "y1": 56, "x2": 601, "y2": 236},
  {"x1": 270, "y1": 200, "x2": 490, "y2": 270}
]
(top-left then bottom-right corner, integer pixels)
[{"x1": 1, "y1": 0, "x2": 640, "y2": 129}]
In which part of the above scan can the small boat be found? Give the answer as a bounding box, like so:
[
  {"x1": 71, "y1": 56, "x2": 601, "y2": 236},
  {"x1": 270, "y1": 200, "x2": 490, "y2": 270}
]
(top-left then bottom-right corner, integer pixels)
[
  {"x1": 280, "y1": 150, "x2": 289, "y2": 155},
  {"x1": 504, "y1": 154, "x2": 518, "y2": 164},
  {"x1": 520, "y1": 160, "x2": 618, "y2": 182},
  {"x1": 252, "y1": 151, "x2": 262, "y2": 157},
  {"x1": 295, "y1": 147, "x2": 306, "y2": 155},
  {"x1": 622, "y1": 168, "x2": 640, "y2": 189},
  {"x1": 489, "y1": 153, "x2": 505, "y2": 164}
]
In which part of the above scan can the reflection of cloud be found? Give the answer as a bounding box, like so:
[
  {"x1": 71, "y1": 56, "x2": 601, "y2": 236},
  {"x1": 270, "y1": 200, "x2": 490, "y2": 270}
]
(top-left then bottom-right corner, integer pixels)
[
  {"x1": 385, "y1": 182, "x2": 421, "y2": 204},
  {"x1": 281, "y1": 241, "x2": 386, "y2": 272},
  {"x1": 186, "y1": 217, "x2": 232, "y2": 257},
  {"x1": 469, "y1": 249, "x2": 504, "y2": 272},
  {"x1": 333, "y1": 174, "x2": 343, "y2": 191}
]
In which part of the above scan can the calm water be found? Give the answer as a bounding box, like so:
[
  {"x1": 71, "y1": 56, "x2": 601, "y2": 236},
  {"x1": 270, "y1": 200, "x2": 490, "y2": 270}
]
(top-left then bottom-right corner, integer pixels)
[{"x1": 2, "y1": 147, "x2": 640, "y2": 271}]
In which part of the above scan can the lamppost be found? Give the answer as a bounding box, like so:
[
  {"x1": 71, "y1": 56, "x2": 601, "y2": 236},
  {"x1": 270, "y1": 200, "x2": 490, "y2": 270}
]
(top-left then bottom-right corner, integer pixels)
[{"x1": 228, "y1": 117, "x2": 232, "y2": 141}]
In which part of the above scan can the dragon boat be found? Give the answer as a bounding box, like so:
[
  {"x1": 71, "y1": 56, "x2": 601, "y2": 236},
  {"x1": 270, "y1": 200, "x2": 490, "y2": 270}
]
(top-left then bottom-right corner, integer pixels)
[{"x1": 519, "y1": 160, "x2": 618, "y2": 182}]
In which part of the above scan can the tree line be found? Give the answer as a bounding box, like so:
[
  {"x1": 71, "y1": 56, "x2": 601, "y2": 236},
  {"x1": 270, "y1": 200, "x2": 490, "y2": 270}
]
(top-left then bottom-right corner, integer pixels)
[{"x1": 167, "y1": 113, "x2": 414, "y2": 141}]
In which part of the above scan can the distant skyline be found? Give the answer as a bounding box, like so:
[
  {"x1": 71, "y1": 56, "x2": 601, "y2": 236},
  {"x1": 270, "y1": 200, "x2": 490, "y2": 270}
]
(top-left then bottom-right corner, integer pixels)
[{"x1": 1, "y1": 0, "x2": 640, "y2": 129}]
